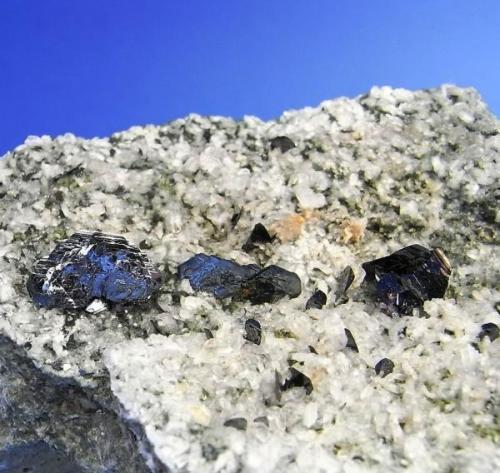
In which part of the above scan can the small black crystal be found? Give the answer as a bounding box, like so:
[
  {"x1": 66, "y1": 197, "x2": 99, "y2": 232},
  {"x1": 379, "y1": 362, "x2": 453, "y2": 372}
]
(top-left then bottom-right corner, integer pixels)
[
  {"x1": 479, "y1": 323, "x2": 499, "y2": 342},
  {"x1": 27, "y1": 232, "x2": 161, "y2": 310},
  {"x1": 254, "y1": 416, "x2": 269, "y2": 426},
  {"x1": 204, "y1": 328, "x2": 214, "y2": 339},
  {"x1": 334, "y1": 266, "x2": 355, "y2": 305},
  {"x1": 305, "y1": 290, "x2": 327, "y2": 309},
  {"x1": 281, "y1": 367, "x2": 313, "y2": 395},
  {"x1": 230, "y1": 209, "x2": 243, "y2": 228},
  {"x1": 362, "y1": 245, "x2": 451, "y2": 316},
  {"x1": 244, "y1": 318, "x2": 262, "y2": 345},
  {"x1": 269, "y1": 136, "x2": 296, "y2": 153},
  {"x1": 374, "y1": 358, "x2": 395, "y2": 377},
  {"x1": 178, "y1": 254, "x2": 301, "y2": 304},
  {"x1": 242, "y1": 223, "x2": 275, "y2": 252},
  {"x1": 344, "y1": 328, "x2": 359, "y2": 352},
  {"x1": 223, "y1": 417, "x2": 248, "y2": 431}
]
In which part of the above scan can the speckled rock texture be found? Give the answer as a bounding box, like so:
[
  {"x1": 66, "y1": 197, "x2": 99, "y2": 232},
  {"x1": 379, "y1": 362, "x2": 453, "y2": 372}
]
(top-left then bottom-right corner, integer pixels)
[{"x1": 0, "y1": 85, "x2": 499, "y2": 472}]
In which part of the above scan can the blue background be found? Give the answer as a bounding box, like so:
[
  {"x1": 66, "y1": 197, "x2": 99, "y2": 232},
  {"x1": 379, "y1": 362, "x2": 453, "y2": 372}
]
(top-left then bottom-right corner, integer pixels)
[{"x1": 1, "y1": 0, "x2": 499, "y2": 156}]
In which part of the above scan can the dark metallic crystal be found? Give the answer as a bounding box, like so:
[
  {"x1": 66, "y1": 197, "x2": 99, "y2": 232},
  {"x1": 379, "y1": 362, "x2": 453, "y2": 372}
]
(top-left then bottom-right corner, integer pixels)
[
  {"x1": 27, "y1": 232, "x2": 161, "y2": 310},
  {"x1": 281, "y1": 367, "x2": 313, "y2": 395},
  {"x1": 305, "y1": 290, "x2": 327, "y2": 309},
  {"x1": 178, "y1": 254, "x2": 301, "y2": 304},
  {"x1": 223, "y1": 417, "x2": 248, "y2": 431},
  {"x1": 334, "y1": 266, "x2": 355, "y2": 305},
  {"x1": 344, "y1": 328, "x2": 359, "y2": 352},
  {"x1": 242, "y1": 223, "x2": 274, "y2": 252},
  {"x1": 362, "y1": 245, "x2": 451, "y2": 316},
  {"x1": 479, "y1": 323, "x2": 499, "y2": 342},
  {"x1": 374, "y1": 358, "x2": 395, "y2": 377},
  {"x1": 244, "y1": 318, "x2": 262, "y2": 345}
]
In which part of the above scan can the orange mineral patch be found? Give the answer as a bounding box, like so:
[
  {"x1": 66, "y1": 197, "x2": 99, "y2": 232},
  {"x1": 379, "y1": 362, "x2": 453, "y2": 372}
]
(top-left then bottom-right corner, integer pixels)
[
  {"x1": 270, "y1": 210, "x2": 320, "y2": 242},
  {"x1": 341, "y1": 218, "x2": 366, "y2": 244}
]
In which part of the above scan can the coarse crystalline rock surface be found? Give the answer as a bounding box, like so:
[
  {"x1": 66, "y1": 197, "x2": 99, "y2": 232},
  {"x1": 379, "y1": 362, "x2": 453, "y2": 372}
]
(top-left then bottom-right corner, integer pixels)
[
  {"x1": 27, "y1": 231, "x2": 161, "y2": 310},
  {"x1": 0, "y1": 85, "x2": 499, "y2": 473}
]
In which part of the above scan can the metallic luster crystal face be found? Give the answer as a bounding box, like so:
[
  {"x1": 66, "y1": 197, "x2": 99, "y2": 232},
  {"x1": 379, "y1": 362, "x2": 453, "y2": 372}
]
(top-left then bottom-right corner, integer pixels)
[
  {"x1": 178, "y1": 253, "x2": 301, "y2": 304},
  {"x1": 362, "y1": 244, "x2": 451, "y2": 316},
  {"x1": 27, "y1": 232, "x2": 161, "y2": 310}
]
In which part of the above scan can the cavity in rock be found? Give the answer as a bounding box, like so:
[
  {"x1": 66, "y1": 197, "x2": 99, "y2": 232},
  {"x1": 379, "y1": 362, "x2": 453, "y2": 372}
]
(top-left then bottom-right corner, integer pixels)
[
  {"x1": 362, "y1": 245, "x2": 451, "y2": 316},
  {"x1": 269, "y1": 136, "x2": 296, "y2": 153}
]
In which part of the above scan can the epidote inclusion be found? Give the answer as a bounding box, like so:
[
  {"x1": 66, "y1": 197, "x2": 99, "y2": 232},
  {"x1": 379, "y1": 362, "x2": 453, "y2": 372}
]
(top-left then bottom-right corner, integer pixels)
[{"x1": 28, "y1": 231, "x2": 452, "y2": 316}]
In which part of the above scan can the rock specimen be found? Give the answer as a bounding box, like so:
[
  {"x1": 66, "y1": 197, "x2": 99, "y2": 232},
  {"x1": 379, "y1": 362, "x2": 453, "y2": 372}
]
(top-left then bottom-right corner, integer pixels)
[
  {"x1": 178, "y1": 253, "x2": 301, "y2": 303},
  {"x1": 362, "y1": 245, "x2": 451, "y2": 315},
  {"x1": 27, "y1": 231, "x2": 161, "y2": 310},
  {"x1": 0, "y1": 86, "x2": 498, "y2": 473}
]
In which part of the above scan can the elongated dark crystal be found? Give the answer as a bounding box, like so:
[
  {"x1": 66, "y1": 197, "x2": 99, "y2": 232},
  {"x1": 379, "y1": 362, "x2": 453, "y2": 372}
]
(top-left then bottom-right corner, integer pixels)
[
  {"x1": 334, "y1": 266, "x2": 355, "y2": 305},
  {"x1": 178, "y1": 254, "x2": 301, "y2": 304}
]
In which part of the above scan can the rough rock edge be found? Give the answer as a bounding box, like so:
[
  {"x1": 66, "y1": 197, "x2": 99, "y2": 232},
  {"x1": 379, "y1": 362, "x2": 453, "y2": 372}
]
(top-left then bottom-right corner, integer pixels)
[{"x1": 0, "y1": 335, "x2": 160, "y2": 472}]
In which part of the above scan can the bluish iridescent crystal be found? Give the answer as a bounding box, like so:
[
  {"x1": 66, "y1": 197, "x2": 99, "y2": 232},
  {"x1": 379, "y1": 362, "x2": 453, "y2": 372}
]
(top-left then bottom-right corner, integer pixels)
[
  {"x1": 362, "y1": 245, "x2": 451, "y2": 316},
  {"x1": 27, "y1": 232, "x2": 161, "y2": 310},
  {"x1": 178, "y1": 254, "x2": 301, "y2": 304}
]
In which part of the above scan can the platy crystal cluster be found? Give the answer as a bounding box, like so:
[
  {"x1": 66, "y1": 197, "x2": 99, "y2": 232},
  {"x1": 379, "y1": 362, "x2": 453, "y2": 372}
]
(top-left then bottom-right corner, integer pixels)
[
  {"x1": 27, "y1": 232, "x2": 161, "y2": 310},
  {"x1": 178, "y1": 253, "x2": 301, "y2": 303},
  {"x1": 362, "y1": 245, "x2": 451, "y2": 315}
]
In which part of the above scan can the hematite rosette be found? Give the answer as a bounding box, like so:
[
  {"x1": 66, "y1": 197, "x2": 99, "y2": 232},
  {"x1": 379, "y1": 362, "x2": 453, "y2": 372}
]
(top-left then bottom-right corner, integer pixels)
[{"x1": 27, "y1": 231, "x2": 161, "y2": 310}]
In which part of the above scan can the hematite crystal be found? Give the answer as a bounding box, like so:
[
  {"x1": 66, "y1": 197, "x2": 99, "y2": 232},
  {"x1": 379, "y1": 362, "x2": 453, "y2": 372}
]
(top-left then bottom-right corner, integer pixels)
[
  {"x1": 244, "y1": 318, "x2": 262, "y2": 345},
  {"x1": 178, "y1": 254, "x2": 301, "y2": 304},
  {"x1": 305, "y1": 290, "x2": 327, "y2": 310},
  {"x1": 334, "y1": 265, "x2": 355, "y2": 306},
  {"x1": 374, "y1": 358, "x2": 395, "y2": 377},
  {"x1": 281, "y1": 367, "x2": 313, "y2": 395},
  {"x1": 479, "y1": 323, "x2": 499, "y2": 342},
  {"x1": 242, "y1": 223, "x2": 274, "y2": 252},
  {"x1": 362, "y1": 245, "x2": 451, "y2": 316},
  {"x1": 344, "y1": 328, "x2": 359, "y2": 352},
  {"x1": 27, "y1": 232, "x2": 161, "y2": 310}
]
